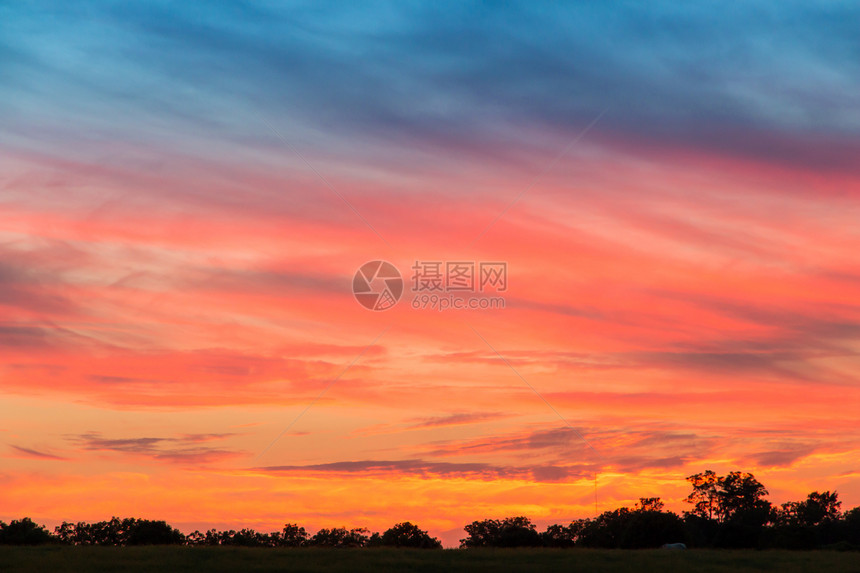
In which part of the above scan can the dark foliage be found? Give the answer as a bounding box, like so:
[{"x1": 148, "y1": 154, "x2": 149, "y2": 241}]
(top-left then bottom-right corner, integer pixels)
[
  {"x1": 0, "y1": 518, "x2": 54, "y2": 545},
  {"x1": 185, "y1": 528, "x2": 272, "y2": 547},
  {"x1": 54, "y1": 517, "x2": 185, "y2": 546},
  {"x1": 567, "y1": 502, "x2": 686, "y2": 549},
  {"x1": 308, "y1": 527, "x2": 370, "y2": 548},
  {"x1": 369, "y1": 522, "x2": 442, "y2": 548},
  {"x1": 460, "y1": 516, "x2": 542, "y2": 548},
  {"x1": 277, "y1": 523, "x2": 311, "y2": 547},
  {"x1": 540, "y1": 523, "x2": 577, "y2": 548},
  {"x1": 185, "y1": 523, "x2": 309, "y2": 547}
]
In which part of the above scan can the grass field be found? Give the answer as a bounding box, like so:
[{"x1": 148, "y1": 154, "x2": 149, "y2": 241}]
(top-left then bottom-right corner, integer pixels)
[{"x1": 1, "y1": 547, "x2": 858, "y2": 573}]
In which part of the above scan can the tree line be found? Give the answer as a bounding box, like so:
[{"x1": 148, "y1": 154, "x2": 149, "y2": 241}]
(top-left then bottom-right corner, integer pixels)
[
  {"x1": 0, "y1": 518, "x2": 442, "y2": 549},
  {"x1": 2, "y1": 470, "x2": 859, "y2": 549}
]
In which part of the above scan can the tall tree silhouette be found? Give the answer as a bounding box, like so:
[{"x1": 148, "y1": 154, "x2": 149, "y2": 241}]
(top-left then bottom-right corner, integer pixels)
[
  {"x1": 717, "y1": 471, "x2": 770, "y2": 523},
  {"x1": 685, "y1": 470, "x2": 719, "y2": 520}
]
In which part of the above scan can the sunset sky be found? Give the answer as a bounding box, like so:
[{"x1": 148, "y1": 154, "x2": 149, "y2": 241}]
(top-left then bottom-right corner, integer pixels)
[{"x1": 2, "y1": 1, "x2": 860, "y2": 547}]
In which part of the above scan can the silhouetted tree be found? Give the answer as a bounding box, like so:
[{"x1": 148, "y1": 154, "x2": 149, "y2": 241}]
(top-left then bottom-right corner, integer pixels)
[
  {"x1": 0, "y1": 518, "x2": 53, "y2": 545},
  {"x1": 570, "y1": 502, "x2": 686, "y2": 549},
  {"x1": 574, "y1": 508, "x2": 631, "y2": 548},
  {"x1": 685, "y1": 470, "x2": 719, "y2": 520},
  {"x1": 126, "y1": 519, "x2": 185, "y2": 545},
  {"x1": 53, "y1": 518, "x2": 183, "y2": 546},
  {"x1": 634, "y1": 497, "x2": 665, "y2": 512},
  {"x1": 185, "y1": 529, "x2": 210, "y2": 545},
  {"x1": 767, "y1": 491, "x2": 845, "y2": 549},
  {"x1": 497, "y1": 517, "x2": 541, "y2": 547},
  {"x1": 541, "y1": 523, "x2": 577, "y2": 548},
  {"x1": 231, "y1": 529, "x2": 273, "y2": 547},
  {"x1": 624, "y1": 511, "x2": 686, "y2": 548},
  {"x1": 778, "y1": 491, "x2": 841, "y2": 527},
  {"x1": 54, "y1": 518, "x2": 120, "y2": 545},
  {"x1": 460, "y1": 517, "x2": 541, "y2": 548},
  {"x1": 717, "y1": 471, "x2": 771, "y2": 524},
  {"x1": 716, "y1": 473, "x2": 772, "y2": 548},
  {"x1": 273, "y1": 523, "x2": 309, "y2": 547},
  {"x1": 683, "y1": 471, "x2": 771, "y2": 547},
  {"x1": 683, "y1": 513, "x2": 720, "y2": 548},
  {"x1": 309, "y1": 527, "x2": 369, "y2": 548},
  {"x1": 460, "y1": 518, "x2": 500, "y2": 548},
  {"x1": 371, "y1": 522, "x2": 441, "y2": 548},
  {"x1": 841, "y1": 506, "x2": 860, "y2": 546}
]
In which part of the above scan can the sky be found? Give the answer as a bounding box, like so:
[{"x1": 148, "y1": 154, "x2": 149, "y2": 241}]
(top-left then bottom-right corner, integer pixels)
[{"x1": 2, "y1": 1, "x2": 860, "y2": 547}]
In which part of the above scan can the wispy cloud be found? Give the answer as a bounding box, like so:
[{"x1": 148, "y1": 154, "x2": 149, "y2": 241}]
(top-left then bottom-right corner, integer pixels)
[
  {"x1": 8, "y1": 445, "x2": 69, "y2": 461},
  {"x1": 353, "y1": 412, "x2": 509, "y2": 437},
  {"x1": 256, "y1": 459, "x2": 593, "y2": 483},
  {"x1": 67, "y1": 432, "x2": 245, "y2": 465}
]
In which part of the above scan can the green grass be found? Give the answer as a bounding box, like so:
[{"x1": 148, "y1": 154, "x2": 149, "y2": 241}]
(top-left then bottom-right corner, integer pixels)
[{"x1": 1, "y1": 547, "x2": 858, "y2": 573}]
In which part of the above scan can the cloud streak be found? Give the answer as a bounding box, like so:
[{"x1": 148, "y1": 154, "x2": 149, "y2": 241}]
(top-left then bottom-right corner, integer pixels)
[
  {"x1": 67, "y1": 432, "x2": 245, "y2": 465},
  {"x1": 8, "y1": 445, "x2": 69, "y2": 461}
]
